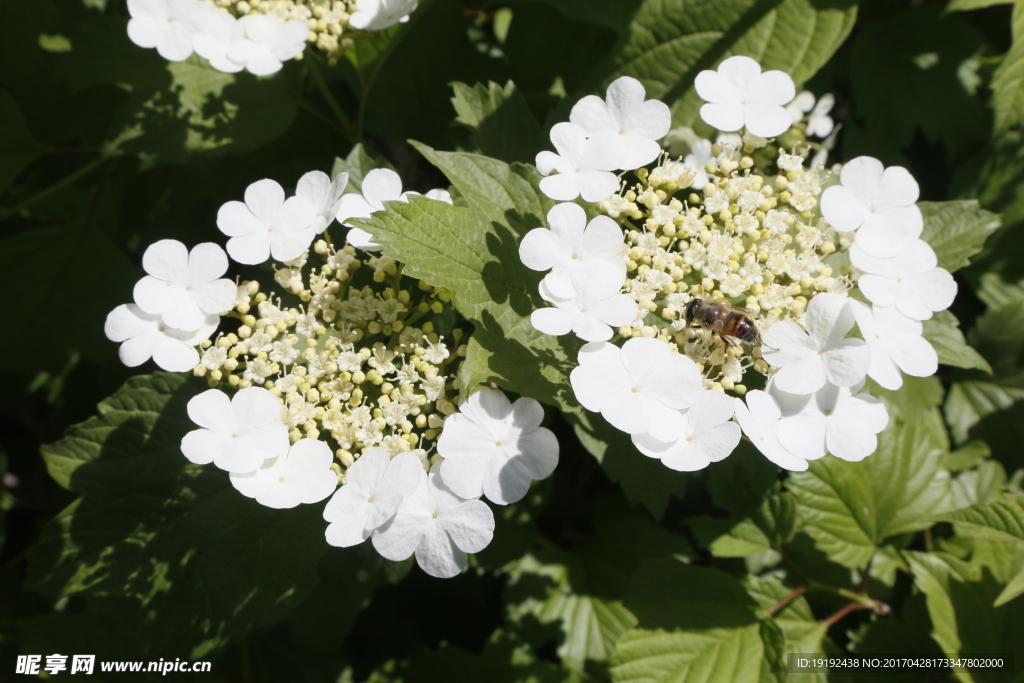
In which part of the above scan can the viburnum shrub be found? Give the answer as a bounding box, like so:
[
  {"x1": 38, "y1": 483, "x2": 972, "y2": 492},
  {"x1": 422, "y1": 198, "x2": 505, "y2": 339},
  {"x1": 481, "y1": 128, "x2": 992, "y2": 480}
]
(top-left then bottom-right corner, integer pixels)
[{"x1": 103, "y1": 47, "x2": 957, "y2": 578}]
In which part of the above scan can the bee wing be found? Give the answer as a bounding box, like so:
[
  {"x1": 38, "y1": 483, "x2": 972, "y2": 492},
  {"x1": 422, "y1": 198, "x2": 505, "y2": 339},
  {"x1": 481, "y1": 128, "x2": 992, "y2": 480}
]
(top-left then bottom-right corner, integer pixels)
[{"x1": 731, "y1": 305, "x2": 761, "y2": 316}]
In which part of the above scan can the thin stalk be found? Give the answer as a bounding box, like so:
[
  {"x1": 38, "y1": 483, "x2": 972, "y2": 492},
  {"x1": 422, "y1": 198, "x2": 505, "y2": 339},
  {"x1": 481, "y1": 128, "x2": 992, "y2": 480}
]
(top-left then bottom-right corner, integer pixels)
[
  {"x1": 305, "y1": 57, "x2": 356, "y2": 142},
  {"x1": 821, "y1": 601, "x2": 862, "y2": 630},
  {"x1": 768, "y1": 585, "x2": 808, "y2": 616},
  {"x1": 0, "y1": 155, "x2": 107, "y2": 223}
]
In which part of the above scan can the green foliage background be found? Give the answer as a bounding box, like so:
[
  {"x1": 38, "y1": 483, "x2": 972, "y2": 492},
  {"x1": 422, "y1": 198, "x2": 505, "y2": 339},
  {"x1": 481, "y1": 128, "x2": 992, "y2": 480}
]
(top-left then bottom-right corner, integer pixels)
[{"x1": 2, "y1": 0, "x2": 1024, "y2": 681}]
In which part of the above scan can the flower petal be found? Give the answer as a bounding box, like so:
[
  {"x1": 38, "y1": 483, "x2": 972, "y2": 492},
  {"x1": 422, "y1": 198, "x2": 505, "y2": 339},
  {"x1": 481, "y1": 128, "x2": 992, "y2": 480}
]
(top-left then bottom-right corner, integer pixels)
[{"x1": 820, "y1": 185, "x2": 870, "y2": 232}]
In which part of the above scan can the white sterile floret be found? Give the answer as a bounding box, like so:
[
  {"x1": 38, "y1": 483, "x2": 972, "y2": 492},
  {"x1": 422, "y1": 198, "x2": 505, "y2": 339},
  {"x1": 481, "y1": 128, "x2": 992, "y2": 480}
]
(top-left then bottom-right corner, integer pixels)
[
  {"x1": 531, "y1": 264, "x2": 638, "y2": 342},
  {"x1": 786, "y1": 90, "x2": 815, "y2": 123},
  {"x1": 770, "y1": 380, "x2": 889, "y2": 463},
  {"x1": 132, "y1": 240, "x2": 236, "y2": 331},
  {"x1": 568, "y1": 76, "x2": 671, "y2": 170},
  {"x1": 323, "y1": 449, "x2": 425, "y2": 547},
  {"x1": 632, "y1": 390, "x2": 741, "y2": 472},
  {"x1": 850, "y1": 239, "x2": 957, "y2": 321},
  {"x1": 296, "y1": 170, "x2": 349, "y2": 234},
  {"x1": 694, "y1": 56, "x2": 796, "y2": 138},
  {"x1": 519, "y1": 202, "x2": 626, "y2": 299},
  {"x1": 227, "y1": 15, "x2": 308, "y2": 76},
  {"x1": 535, "y1": 122, "x2": 619, "y2": 202},
  {"x1": 335, "y1": 169, "x2": 434, "y2": 250},
  {"x1": 217, "y1": 178, "x2": 317, "y2": 264},
  {"x1": 192, "y1": 12, "x2": 245, "y2": 73},
  {"x1": 372, "y1": 464, "x2": 495, "y2": 579},
  {"x1": 230, "y1": 438, "x2": 338, "y2": 509},
  {"x1": 127, "y1": 0, "x2": 214, "y2": 61},
  {"x1": 684, "y1": 138, "x2": 714, "y2": 189},
  {"x1": 806, "y1": 94, "x2": 835, "y2": 138},
  {"x1": 180, "y1": 387, "x2": 289, "y2": 473},
  {"x1": 349, "y1": 0, "x2": 419, "y2": 30},
  {"x1": 850, "y1": 302, "x2": 938, "y2": 390},
  {"x1": 820, "y1": 156, "x2": 923, "y2": 258},
  {"x1": 105, "y1": 304, "x2": 217, "y2": 372},
  {"x1": 733, "y1": 391, "x2": 808, "y2": 471},
  {"x1": 762, "y1": 292, "x2": 870, "y2": 395},
  {"x1": 437, "y1": 388, "x2": 559, "y2": 505},
  {"x1": 570, "y1": 337, "x2": 702, "y2": 442}
]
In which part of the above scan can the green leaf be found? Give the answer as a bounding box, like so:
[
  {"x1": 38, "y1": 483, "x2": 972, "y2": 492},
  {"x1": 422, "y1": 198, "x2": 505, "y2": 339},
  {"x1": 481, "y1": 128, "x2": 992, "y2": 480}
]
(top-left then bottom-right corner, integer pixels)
[
  {"x1": 26, "y1": 374, "x2": 329, "y2": 658},
  {"x1": 611, "y1": 558, "x2": 765, "y2": 683},
  {"x1": 0, "y1": 224, "x2": 136, "y2": 372},
  {"x1": 0, "y1": 87, "x2": 40, "y2": 196},
  {"x1": 350, "y1": 146, "x2": 581, "y2": 410},
  {"x1": 919, "y1": 201, "x2": 1001, "y2": 273},
  {"x1": 995, "y1": 565, "x2": 1024, "y2": 607},
  {"x1": 945, "y1": 375, "x2": 1024, "y2": 444},
  {"x1": 450, "y1": 81, "x2": 546, "y2": 164},
  {"x1": 330, "y1": 142, "x2": 394, "y2": 194},
  {"x1": 923, "y1": 310, "x2": 992, "y2": 373},
  {"x1": 604, "y1": 0, "x2": 857, "y2": 128},
  {"x1": 906, "y1": 551, "x2": 1024, "y2": 682},
  {"x1": 947, "y1": 0, "x2": 1013, "y2": 9},
  {"x1": 568, "y1": 410, "x2": 688, "y2": 520},
  {"x1": 688, "y1": 447, "x2": 797, "y2": 557},
  {"x1": 58, "y1": 18, "x2": 298, "y2": 164},
  {"x1": 992, "y1": 1, "x2": 1024, "y2": 133},
  {"x1": 951, "y1": 460, "x2": 1008, "y2": 508},
  {"x1": 504, "y1": 518, "x2": 690, "y2": 670},
  {"x1": 937, "y1": 496, "x2": 1024, "y2": 543},
  {"x1": 610, "y1": 625, "x2": 764, "y2": 683},
  {"x1": 788, "y1": 406, "x2": 953, "y2": 568},
  {"x1": 844, "y1": 5, "x2": 991, "y2": 164}
]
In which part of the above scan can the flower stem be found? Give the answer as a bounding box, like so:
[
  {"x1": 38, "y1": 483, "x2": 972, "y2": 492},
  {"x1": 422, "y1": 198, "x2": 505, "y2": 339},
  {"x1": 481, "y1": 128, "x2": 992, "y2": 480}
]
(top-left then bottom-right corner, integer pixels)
[
  {"x1": 305, "y1": 57, "x2": 357, "y2": 143},
  {"x1": 821, "y1": 601, "x2": 862, "y2": 630},
  {"x1": 768, "y1": 585, "x2": 807, "y2": 615},
  {"x1": 0, "y1": 155, "x2": 107, "y2": 223}
]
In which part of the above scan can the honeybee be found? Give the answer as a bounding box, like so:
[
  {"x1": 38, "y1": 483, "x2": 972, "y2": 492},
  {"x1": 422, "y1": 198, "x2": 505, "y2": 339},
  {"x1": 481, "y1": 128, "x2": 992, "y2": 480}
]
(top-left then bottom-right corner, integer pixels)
[{"x1": 684, "y1": 298, "x2": 763, "y2": 347}]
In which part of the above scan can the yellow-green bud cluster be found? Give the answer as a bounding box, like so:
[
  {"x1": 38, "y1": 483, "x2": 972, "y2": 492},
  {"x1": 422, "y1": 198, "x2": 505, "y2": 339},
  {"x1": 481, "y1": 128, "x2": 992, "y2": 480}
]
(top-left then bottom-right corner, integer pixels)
[
  {"x1": 194, "y1": 235, "x2": 465, "y2": 480},
  {"x1": 600, "y1": 146, "x2": 851, "y2": 394}
]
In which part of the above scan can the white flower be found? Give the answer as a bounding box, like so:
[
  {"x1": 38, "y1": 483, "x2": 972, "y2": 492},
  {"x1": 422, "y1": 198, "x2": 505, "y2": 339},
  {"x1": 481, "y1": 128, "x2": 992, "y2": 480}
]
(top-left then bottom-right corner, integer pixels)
[
  {"x1": 786, "y1": 90, "x2": 815, "y2": 123},
  {"x1": 569, "y1": 337, "x2": 702, "y2": 442},
  {"x1": 733, "y1": 390, "x2": 808, "y2": 471},
  {"x1": 436, "y1": 388, "x2": 558, "y2": 505},
  {"x1": 806, "y1": 94, "x2": 835, "y2": 138},
  {"x1": 296, "y1": 170, "x2": 349, "y2": 234},
  {"x1": 771, "y1": 380, "x2": 889, "y2": 463},
  {"x1": 695, "y1": 56, "x2": 796, "y2": 138},
  {"x1": 535, "y1": 122, "x2": 619, "y2": 203},
  {"x1": 531, "y1": 264, "x2": 638, "y2": 342},
  {"x1": 349, "y1": 0, "x2": 418, "y2": 30},
  {"x1": 684, "y1": 138, "x2": 714, "y2": 189},
  {"x1": 192, "y1": 11, "x2": 245, "y2": 73},
  {"x1": 322, "y1": 449, "x2": 424, "y2": 546},
  {"x1": 217, "y1": 178, "x2": 317, "y2": 264},
  {"x1": 132, "y1": 240, "x2": 236, "y2": 331},
  {"x1": 762, "y1": 292, "x2": 869, "y2": 395},
  {"x1": 850, "y1": 302, "x2": 938, "y2": 390},
  {"x1": 518, "y1": 202, "x2": 626, "y2": 299},
  {"x1": 335, "y1": 169, "x2": 407, "y2": 250},
  {"x1": 372, "y1": 464, "x2": 494, "y2": 579},
  {"x1": 104, "y1": 304, "x2": 217, "y2": 372},
  {"x1": 632, "y1": 390, "x2": 741, "y2": 472},
  {"x1": 227, "y1": 15, "x2": 308, "y2": 76},
  {"x1": 180, "y1": 387, "x2": 289, "y2": 473},
  {"x1": 819, "y1": 156, "x2": 922, "y2": 258},
  {"x1": 569, "y1": 76, "x2": 671, "y2": 170},
  {"x1": 850, "y1": 239, "x2": 957, "y2": 320},
  {"x1": 230, "y1": 438, "x2": 338, "y2": 509},
  {"x1": 127, "y1": 0, "x2": 214, "y2": 61}
]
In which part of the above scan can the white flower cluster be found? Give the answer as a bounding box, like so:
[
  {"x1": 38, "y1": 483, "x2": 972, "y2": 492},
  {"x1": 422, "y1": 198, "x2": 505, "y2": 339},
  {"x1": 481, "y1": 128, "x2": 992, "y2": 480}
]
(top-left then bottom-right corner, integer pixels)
[
  {"x1": 521, "y1": 56, "x2": 957, "y2": 474},
  {"x1": 126, "y1": 0, "x2": 418, "y2": 71},
  {"x1": 106, "y1": 160, "x2": 556, "y2": 578}
]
